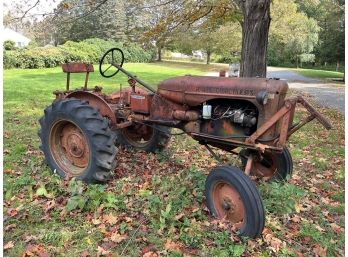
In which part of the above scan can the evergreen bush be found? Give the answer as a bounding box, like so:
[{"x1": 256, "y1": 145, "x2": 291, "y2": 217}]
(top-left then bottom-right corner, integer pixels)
[{"x1": 4, "y1": 39, "x2": 154, "y2": 69}]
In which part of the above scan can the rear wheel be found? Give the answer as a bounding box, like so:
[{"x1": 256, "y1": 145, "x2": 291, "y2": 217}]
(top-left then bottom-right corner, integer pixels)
[
  {"x1": 38, "y1": 98, "x2": 118, "y2": 183},
  {"x1": 240, "y1": 147, "x2": 293, "y2": 181},
  {"x1": 205, "y1": 166, "x2": 265, "y2": 238},
  {"x1": 116, "y1": 123, "x2": 171, "y2": 153}
]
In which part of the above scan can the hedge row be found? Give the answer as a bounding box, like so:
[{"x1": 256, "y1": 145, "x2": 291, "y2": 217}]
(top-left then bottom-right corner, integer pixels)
[{"x1": 4, "y1": 38, "x2": 155, "y2": 69}]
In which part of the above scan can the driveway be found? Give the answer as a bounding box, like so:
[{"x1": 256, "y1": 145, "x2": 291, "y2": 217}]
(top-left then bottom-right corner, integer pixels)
[
  {"x1": 267, "y1": 67, "x2": 321, "y2": 83},
  {"x1": 267, "y1": 67, "x2": 344, "y2": 114}
]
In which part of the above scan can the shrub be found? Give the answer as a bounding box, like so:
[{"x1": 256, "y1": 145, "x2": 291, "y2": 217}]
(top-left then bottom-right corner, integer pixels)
[
  {"x1": 4, "y1": 40, "x2": 16, "y2": 50},
  {"x1": 3, "y1": 50, "x2": 19, "y2": 69},
  {"x1": 215, "y1": 54, "x2": 241, "y2": 64},
  {"x1": 4, "y1": 38, "x2": 154, "y2": 69}
]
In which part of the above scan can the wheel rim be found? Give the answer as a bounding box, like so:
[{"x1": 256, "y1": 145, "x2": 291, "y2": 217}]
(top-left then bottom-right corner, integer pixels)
[
  {"x1": 122, "y1": 123, "x2": 155, "y2": 147},
  {"x1": 49, "y1": 120, "x2": 90, "y2": 175},
  {"x1": 253, "y1": 152, "x2": 278, "y2": 180},
  {"x1": 212, "y1": 182, "x2": 245, "y2": 228}
]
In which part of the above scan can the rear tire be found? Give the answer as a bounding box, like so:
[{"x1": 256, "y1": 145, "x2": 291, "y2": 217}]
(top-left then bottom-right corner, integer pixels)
[
  {"x1": 38, "y1": 98, "x2": 118, "y2": 183},
  {"x1": 205, "y1": 166, "x2": 265, "y2": 238},
  {"x1": 116, "y1": 124, "x2": 171, "y2": 153}
]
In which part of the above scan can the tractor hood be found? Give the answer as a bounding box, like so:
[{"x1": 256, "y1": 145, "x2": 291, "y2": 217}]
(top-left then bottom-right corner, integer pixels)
[{"x1": 157, "y1": 75, "x2": 288, "y2": 106}]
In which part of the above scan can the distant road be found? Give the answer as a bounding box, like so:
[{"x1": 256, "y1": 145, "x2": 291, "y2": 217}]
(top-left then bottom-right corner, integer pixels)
[
  {"x1": 267, "y1": 67, "x2": 344, "y2": 114},
  {"x1": 267, "y1": 67, "x2": 321, "y2": 83}
]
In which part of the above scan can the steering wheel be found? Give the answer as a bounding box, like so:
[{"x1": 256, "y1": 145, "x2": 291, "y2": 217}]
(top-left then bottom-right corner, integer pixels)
[{"x1": 99, "y1": 48, "x2": 124, "y2": 78}]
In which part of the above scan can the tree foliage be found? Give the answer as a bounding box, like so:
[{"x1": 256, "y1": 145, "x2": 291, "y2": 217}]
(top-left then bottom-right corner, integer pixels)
[
  {"x1": 268, "y1": 0, "x2": 319, "y2": 67},
  {"x1": 3, "y1": 0, "x2": 345, "y2": 70},
  {"x1": 172, "y1": 22, "x2": 241, "y2": 64},
  {"x1": 140, "y1": 0, "x2": 239, "y2": 61}
]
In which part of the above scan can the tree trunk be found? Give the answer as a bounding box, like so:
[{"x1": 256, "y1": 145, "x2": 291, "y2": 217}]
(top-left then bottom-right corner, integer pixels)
[
  {"x1": 157, "y1": 46, "x2": 162, "y2": 61},
  {"x1": 336, "y1": 61, "x2": 339, "y2": 71},
  {"x1": 206, "y1": 50, "x2": 211, "y2": 65},
  {"x1": 236, "y1": 0, "x2": 271, "y2": 77},
  {"x1": 296, "y1": 55, "x2": 299, "y2": 68}
]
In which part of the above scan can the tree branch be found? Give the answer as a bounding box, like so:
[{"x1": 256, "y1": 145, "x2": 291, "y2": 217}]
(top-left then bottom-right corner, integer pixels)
[{"x1": 19, "y1": 0, "x2": 40, "y2": 22}]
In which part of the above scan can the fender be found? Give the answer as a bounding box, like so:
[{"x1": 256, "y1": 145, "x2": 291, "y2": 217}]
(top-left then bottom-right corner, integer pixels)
[{"x1": 65, "y1": 91, "x2": 116, "y2": 126}]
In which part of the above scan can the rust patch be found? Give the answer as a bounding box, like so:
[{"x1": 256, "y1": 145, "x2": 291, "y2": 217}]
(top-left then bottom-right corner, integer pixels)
[
  {"x1": 212, "y1": 182, "x2": 245, "y2": 228},
  {"x1": 252, "y1": 151, "x2": 278, "y2": 180},
  {"x1": 62, "y1": 63, "x2": 94, "y2": 73},
  {"x1": 49, "y1": 120, "x2": 90, "y2": 176},
  {"x1": 66, "y1": 91, "x2": 116, "y2": 125},
  {"x1": 172, "y1": 110, "x2": 200, "y2": 121},
  {"x1": 149, "y1": 94, "x2": 187, "y2": 121},
  {"x1": 130, "y1": 93, "x2": 153, "y2": 114}
]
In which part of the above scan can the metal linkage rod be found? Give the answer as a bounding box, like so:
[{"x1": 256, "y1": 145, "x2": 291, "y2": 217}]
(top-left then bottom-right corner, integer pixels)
[{"x1": 114, "y1": 64, "x2": 156, "y2": 93}]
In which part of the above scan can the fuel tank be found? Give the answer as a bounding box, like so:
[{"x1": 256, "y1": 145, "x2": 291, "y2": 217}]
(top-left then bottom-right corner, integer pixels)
[{"x1": 157, "y1": 75, "x2": 288, "y2": 107}]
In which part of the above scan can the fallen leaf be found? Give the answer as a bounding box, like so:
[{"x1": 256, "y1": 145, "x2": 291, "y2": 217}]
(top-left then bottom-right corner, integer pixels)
[
  {"x1": 103, "y1": 212, "x2": 118, "y2": 225},
  {"x1": 192, "y1": 207, "x2": 200, "y2": 213},
  {"x1": 143, "y1": 251, "x2": 158, "y2": 257},
  {"x1": 294, "y1": 203, "x2": 301, "y2": 213},
  {"x1": 43, "y1": 200, "x2": 56, "y2": 212},
  {"x1": 5, "y1": 224, "x2": 16, "y2": 231},
  {"x1": 22, "y1": 244, "x2": 49, "y2": 257},
  {"x1": 96, "y1": 245, "x2": 110, "y2": 256},
  {"x1": 141, "y1": 245, "x2": 156, "y2": 256},
  {"x1": 110, "y1": 232, "x2": 127, "y2": 243},
  {"x1": 291, "y1": 215, "x2": 301, "y2": 223},
  {"x1": 174, "y1": 213, "x2": 185, "y2": 221},
  {"x1": 4, "y1": 241, "x2": 14, "y2": 250},
  {"x1": 315, "y1": 224, "x2": 325, "y2": 232},
  {"x1": 270, "y1": 237, "x2": 283, "y2": 252},
  {"x1": 4, "y1": 169, "x2": 15, "y2": 174},
  {"x1": 164, "y1": 239, "x2": 182, "y2": 252},
  {"x1": 80, "y1": 250, "x2": 90, "y2": 257},
  {"x1": 247, "y1": 240, "x2": 257, "y2": 249},
  {"x1": 302, "y1": 236, "x2": 311, "y2": 244},
  {"x1": 330, "y1": 223, "x2": 343, "y2": 233},
  {"x1": 92, "y1": 218, "x2": 102, "y2": 225},
  {"x1": 125, "y1": 217, "x2": 133, "y2": 223},
  {"x1": 313, "y1": 244, "x2": 327, "y2": 257},
  {"x1": 97, "y1": 224, "x2": 107, "y2": 234},
  {"x1": 23, "y1": 235, "x2": 39, "y2": 243},
  {"x1": 7, "y1": 208, "x2": 18, "y2": 217},
  {"x1": 262, "y1": 227, "x2": 273, "y2": 236},
  {"x1": 296, "y1": 251, "x2": 305, "y2": 257}
]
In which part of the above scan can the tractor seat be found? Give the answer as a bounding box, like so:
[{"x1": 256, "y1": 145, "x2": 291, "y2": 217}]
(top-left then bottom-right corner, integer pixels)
[{"x1": 61, "y1": 62, "x2": 94, "y2": 90}]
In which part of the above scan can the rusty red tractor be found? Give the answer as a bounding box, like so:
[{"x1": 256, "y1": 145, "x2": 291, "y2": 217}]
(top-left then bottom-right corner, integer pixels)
[{"x1": 39, "y1": 48, "x2": 331, "y2": 238}]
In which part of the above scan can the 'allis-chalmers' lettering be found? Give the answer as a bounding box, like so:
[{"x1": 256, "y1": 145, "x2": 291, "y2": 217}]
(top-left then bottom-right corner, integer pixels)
[{"x1": 197, "y1": 87, "x2": 256, "y2": 96}]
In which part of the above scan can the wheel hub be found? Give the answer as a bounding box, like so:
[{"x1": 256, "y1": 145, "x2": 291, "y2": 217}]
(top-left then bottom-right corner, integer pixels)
[
  {"x1": 212, "y1": 182, "x2": 245, "y2": 227},
  {"x1": 222, "y1": 198, "x2": 235, "y2": 211},
  {"x1": 49, "y1": 121, "x2": 90, "y2": 175},
  {"x1": 253, "y1": 152, "x2": 278, "y2": 179},
  {"x1": 122, "y1": 123, "x2": 154, "y2": 146}
]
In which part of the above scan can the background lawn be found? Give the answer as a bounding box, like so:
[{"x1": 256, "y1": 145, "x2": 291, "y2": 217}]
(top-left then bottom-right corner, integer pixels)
[
  {"x1": 291, "y1": 68, "x2": 344, "y2": 80},
  {"x1": 4, "y1": 63, "x2": 344, "y2": 256}
]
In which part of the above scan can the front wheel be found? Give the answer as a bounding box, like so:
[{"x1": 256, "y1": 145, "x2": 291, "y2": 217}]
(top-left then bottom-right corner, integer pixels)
[
  {"x1": 38, "y1": 98, "x2": 118, "y2": 183},
  {"x1": 240, "y1": 147, "x2": 293, "y2": 181},
  {"x1": 205, "y1": 166, "x2": 265, "y2": 238},
  {"x1": 116, "y1": 123, "x2": 171, "y2": 153}
]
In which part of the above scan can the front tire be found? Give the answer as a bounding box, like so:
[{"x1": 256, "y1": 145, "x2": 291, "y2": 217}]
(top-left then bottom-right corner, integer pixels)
[
  {"x1": 116, "y1": 124, "x2": 171, "y2": 153},
  {"x1": 205, "y1": 166, "x2": 265, "y2": 238},
  {"x1": 240, "y1": 147, "x2": 293, "y2": 181},
  {"x1": 38, "y1": 98, "x2": 118, "y2": 183}
]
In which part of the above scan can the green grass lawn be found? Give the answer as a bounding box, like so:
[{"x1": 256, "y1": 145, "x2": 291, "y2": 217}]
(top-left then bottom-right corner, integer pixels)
[
  {"x1": 291, "y1": 68, "x2": 344, "y2": 80},
  {"x1": 4, "y1": 63, "x2": 344, "y2": 256}
]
